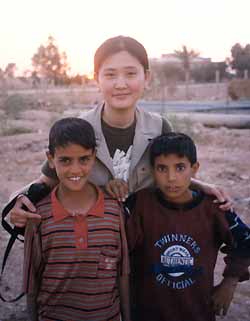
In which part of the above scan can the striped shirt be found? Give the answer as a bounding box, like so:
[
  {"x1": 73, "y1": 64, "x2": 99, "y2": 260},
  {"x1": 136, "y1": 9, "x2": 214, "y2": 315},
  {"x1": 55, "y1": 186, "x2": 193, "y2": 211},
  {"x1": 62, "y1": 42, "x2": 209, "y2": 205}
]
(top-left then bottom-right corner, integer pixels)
[{"x1": 23, "y1": 186, "x2": 129, "y2": 321}]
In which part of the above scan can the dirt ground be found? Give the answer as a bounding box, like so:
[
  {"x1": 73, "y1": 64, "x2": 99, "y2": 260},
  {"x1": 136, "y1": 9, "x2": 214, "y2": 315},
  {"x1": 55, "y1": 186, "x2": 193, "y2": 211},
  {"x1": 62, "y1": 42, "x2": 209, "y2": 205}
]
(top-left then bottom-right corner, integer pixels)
[{"x1": 0, "y1": 109, "x2": 250, "y2": 320}]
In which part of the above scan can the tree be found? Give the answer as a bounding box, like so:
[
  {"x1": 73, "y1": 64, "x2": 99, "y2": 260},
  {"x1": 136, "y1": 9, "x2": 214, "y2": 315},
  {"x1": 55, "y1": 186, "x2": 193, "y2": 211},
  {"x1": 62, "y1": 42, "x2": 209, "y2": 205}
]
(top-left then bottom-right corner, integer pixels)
[
  {"x1": 174, "y1": 45, "x2": 199, "y2": 99},
  {"x1": 0, "y1": 63, "x2": 17, "y2": 90},
  {"x1": 4, "y1": 63, "x2": 16, "y2": 78},
  {"x1": 32, "y1": 36, "x2": 70, "y2": 85},
  {"x1": 230, "y1": 43, "x2": 250, "y2": 78},
  {"x1": 192, "y1": 62, "x2": 228, "y2": 83},
  {"x1": 0, "y1": 68, "x2": 6, "y2": 95}
]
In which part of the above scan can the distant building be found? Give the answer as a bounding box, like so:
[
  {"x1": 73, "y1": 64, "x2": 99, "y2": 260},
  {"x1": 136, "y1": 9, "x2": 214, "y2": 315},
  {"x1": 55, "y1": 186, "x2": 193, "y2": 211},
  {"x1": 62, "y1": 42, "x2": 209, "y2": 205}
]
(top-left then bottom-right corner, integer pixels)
[{"x1": 152, "y1": 54, "x2": 211, "y2": 69}]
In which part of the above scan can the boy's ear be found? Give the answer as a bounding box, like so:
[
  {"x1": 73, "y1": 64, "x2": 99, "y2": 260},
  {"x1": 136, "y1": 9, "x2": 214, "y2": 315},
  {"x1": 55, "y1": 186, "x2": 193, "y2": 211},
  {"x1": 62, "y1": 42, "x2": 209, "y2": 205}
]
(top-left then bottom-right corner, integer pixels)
[
  {"x1": 46, "y1": 151, "x2": 55, "y2": 169},
  {"x1": 191, "y1": 161, "x2": 200, "y2": 177}
]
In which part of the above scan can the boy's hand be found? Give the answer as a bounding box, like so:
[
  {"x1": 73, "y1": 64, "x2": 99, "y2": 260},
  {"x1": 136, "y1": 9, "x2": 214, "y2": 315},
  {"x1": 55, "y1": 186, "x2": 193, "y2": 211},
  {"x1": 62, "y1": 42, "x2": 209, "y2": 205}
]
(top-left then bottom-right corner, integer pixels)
[
  {"x1": 212, "y1": 277, "x2": 238, "y2": 317},
  {"x1": 105, "y1": 179, "x2": 129, "y2": 202},
  {"x1": 10, "y1": 195, "x2": 41, "y2": 227}
]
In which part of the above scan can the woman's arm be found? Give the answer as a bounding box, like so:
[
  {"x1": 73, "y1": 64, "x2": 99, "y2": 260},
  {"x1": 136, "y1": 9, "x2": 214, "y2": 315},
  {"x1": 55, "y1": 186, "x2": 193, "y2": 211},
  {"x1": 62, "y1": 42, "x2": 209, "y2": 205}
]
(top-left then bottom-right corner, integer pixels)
[
  {"x1": 105, "y1": 179, "x2": 129, "y2": 201},
  {"x1": 9, "y1": 174, "x2": 58, "y2": 227},
  {"x1": 191, "y1": 178, "x2": 233, "y2": 211},
  {"x1": 10, "y1": 173, "x2": 57, "y2": 200}
]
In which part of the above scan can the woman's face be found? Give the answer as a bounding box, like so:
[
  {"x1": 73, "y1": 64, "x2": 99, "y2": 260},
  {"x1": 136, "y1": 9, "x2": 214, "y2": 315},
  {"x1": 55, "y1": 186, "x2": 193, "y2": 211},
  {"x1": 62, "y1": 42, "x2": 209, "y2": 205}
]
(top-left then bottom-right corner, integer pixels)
[{"x1": 96, "y1": 50, "x2": 150, "y2": 112}]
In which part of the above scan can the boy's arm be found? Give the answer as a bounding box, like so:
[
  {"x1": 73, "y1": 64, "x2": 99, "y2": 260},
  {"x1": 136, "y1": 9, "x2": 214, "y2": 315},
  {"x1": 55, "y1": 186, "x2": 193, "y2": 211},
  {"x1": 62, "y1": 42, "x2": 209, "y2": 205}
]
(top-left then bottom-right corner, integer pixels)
[
  {"x1": 118, "y1": 203, "x2": 131, "y2": 321},
  {"x1": 124, "y1": 193, "x2": 144, "y2": 252},
  {"x1": 212, "y1": 208, "x2": 250, "y2": 316},
  {"x1": 26, "y1": 293, "x2": 39, "y2": 321},
  {"x1": 215, "y1": 208, "x2": 250, "y2": 281},
  {"x1": 222, "y1": 210, "x2": 250, "y2": 281},
  {"x1": 24, "y1": 219, "x2": 43, "y2": 320},
  {"x1": 212, "y1": 276, "x2": 238, "y2": 317},
  {"x1": 119, "y1": 274, "x2": 131, "y2": 321},
  {"x1": 222, "y1": 210, "x2": 250, "y2": 258}
]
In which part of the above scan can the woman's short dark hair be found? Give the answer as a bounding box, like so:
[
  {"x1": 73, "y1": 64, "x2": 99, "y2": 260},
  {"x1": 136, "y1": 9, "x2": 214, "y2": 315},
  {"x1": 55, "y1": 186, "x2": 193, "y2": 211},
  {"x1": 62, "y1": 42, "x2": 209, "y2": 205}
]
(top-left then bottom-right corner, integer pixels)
[
  {"x1": 48, "y1": 117, "x2": 96, "y2": 156},
  {"x1": 149, "y1": 132, "x2": 197, "y2": 166},
  {"x1": 94, "y1": 35, "x2": 149, "y2": 74}
]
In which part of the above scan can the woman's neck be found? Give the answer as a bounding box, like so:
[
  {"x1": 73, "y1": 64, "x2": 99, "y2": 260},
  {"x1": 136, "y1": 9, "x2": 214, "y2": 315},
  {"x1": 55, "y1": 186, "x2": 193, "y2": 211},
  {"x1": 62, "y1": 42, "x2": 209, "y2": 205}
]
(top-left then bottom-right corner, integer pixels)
[{"x1": 102, "y1": 103, "x2": 136, "y2": 128}]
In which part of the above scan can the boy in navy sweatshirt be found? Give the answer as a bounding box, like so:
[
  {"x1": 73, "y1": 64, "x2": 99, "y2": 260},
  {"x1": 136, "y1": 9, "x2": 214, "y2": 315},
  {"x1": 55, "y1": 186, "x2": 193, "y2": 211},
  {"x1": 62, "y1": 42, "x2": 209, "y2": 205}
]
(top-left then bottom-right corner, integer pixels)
[{"x1": 126, "y1": 132, "x2": 250, "y2": 321}]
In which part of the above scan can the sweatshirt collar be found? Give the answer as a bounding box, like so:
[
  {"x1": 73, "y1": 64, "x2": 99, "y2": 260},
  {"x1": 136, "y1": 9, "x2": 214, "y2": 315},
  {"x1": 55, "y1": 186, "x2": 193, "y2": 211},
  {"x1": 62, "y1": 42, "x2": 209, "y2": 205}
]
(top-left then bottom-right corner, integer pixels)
[{"x1": 155, "y1": 188, "x2": 205, "y2": 211}]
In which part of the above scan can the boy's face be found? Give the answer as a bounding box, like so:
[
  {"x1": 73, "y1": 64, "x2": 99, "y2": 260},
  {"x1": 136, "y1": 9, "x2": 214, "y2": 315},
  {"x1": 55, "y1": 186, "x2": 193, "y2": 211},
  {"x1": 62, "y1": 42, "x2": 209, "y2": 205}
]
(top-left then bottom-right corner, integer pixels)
[
  {"x1": 153, "y1": 153, "x2": 199, "y2": 203},
  {"x1": 47, "y1": 143, "x2": 96, "y2": 193}
]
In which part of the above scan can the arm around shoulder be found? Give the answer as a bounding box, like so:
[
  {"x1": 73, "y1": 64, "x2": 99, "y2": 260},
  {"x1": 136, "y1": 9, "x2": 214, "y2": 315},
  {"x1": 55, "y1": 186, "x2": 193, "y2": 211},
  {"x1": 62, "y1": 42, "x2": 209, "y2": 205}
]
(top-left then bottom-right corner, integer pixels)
[{"x1": 6, "y1": 175, "x2": 54, "y2": 228}]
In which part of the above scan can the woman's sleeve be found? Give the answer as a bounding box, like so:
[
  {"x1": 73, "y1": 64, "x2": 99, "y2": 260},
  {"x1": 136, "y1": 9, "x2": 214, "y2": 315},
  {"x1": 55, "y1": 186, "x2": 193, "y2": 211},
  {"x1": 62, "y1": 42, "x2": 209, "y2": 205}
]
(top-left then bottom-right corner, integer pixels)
[
  {"x1": 41, "y1": 160, "x2": 58, "y2": 179},
  {"x1": 161, "y1": 117, "x2": 173, "y2": 134}
]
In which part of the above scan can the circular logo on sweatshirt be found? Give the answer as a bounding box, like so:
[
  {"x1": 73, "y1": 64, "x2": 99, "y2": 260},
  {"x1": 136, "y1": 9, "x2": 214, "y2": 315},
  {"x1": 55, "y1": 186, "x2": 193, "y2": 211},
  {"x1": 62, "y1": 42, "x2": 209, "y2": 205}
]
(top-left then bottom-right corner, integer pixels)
[{"x1": 161, "y1": 245, "x2": 194, "y2": 277}]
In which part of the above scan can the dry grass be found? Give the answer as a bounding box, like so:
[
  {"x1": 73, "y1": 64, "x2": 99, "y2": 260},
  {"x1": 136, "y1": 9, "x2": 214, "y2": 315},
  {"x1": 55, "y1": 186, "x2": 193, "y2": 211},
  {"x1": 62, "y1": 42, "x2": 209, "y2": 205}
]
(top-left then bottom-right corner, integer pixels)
[{"x1": 0, "y1": 90, "x2": 249, "y2": 320}]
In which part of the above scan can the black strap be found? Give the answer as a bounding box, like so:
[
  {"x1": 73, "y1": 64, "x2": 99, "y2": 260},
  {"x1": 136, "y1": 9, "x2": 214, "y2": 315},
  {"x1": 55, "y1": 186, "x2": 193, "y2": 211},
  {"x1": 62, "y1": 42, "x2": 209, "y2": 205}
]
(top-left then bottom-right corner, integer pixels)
[
  {"x1": 1, "y1": 194, "x2": 27, "y2": 274},
  {"x1": 1, "y1": 194, "x2": 25, "y2": 273},
  {"x1": 0, "y1": 232, "x2": 25, "y2": 301},
  {"x1": 0, "y1": 288, "x2": 24, "y2": 303},
  {"x1": 1, "y1": 196, "x2": 25, "y2": 302},
  {"x1": 1, "y1": 183, "x2": 51, "y2": 302},
  {"x1": 1, "y1": 227, "x2": 24, "y2": 274},
  {"x1": 1, "y1": 195, "x2": 25, "y2": 238}
]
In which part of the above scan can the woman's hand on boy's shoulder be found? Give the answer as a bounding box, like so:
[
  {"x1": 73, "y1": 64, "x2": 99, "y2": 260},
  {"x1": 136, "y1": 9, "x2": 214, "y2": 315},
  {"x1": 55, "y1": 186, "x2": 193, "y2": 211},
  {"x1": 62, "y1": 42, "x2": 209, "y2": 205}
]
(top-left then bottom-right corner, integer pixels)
[
  {"x1": 10, "y1": 195, "x2": 41, "y2": 228},
  {"x1": 105, "y1": 179, "x2": 129, "y2": 202},
  {"x1": 209, "y1": 184, "x2": 233, "y2": 211},
  {"x1": 196, "y1": 180, "x2": 233, "y2": 211}
]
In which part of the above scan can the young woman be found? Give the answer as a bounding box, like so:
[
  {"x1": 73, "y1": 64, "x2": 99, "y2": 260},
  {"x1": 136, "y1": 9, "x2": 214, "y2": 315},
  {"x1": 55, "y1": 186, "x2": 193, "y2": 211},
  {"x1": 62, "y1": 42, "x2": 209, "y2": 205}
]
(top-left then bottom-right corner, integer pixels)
[{"x1": 9, "y1": 35, "x2": 231, "y2": 227}]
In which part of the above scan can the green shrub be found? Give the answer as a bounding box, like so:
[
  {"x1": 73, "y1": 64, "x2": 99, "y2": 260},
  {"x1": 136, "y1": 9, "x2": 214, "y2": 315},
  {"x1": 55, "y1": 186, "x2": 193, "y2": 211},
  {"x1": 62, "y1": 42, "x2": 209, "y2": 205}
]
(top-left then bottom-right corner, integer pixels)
[
  {"x1": 3, "y1": 94, "x2": 27, "y2": 119},
  {"x1": 0, "y1": 121, "x2": 33, "y2": 136},
  {"x1": 0, "y1": 115, "x2": 34, "y2": 136},
  {"x1": 0, "y1": 125, "x2": 33, "y2": 136}
]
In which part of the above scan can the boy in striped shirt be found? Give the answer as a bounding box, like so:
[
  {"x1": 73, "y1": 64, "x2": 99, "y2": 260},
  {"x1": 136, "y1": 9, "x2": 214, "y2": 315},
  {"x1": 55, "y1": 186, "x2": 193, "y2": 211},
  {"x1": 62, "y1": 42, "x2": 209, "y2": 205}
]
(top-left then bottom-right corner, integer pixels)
[{"x1": 23, "y1": 118, "x2": 130, "y2": 321}]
